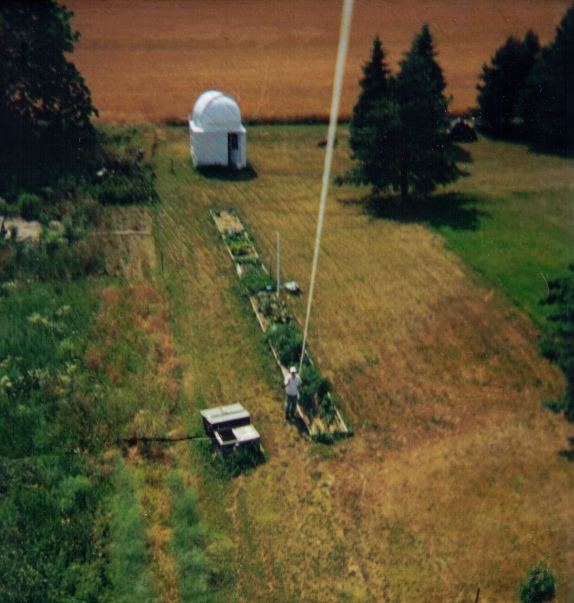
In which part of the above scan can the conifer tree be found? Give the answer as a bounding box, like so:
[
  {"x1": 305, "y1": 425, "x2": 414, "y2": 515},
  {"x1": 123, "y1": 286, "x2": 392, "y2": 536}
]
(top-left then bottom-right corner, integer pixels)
[
  {"x1": 522, "y1": 3, "x2": 574, "y2": 155},
  {"x1": 350, "y1": 35, "x2": 391, "y2": 135},
  {"x1": 394, "y1": 24, "x2": 463, "y2": 197},
  {"x1": 344, "y1": 35, "x2": 402, "y2": 194},
  {"x1": 340, "y1": 26, "x2": 464, "y2": 198},
  {"x1": 476, "y1": 31, "x2": 540, "y2": 137}
]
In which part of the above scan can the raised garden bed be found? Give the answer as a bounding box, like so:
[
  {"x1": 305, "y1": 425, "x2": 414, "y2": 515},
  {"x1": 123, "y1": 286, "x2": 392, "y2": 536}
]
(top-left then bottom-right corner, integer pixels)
[{"x1": 211, "y1": 208, "x2": 349, "y2": 439}]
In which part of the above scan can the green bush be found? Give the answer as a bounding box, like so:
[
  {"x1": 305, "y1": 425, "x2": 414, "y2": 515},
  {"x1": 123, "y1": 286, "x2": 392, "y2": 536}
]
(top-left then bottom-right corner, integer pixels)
[
  {"x1": 264, "y1": 322, "x2": 303, "y2": 366},
  {"x1": 96, "y1": 165, "x2": 157, "y2": 205},
  {"x1": 299, "y1": 363, "x2": 332, "y2": 417},
  {"x1": 242, "y1": 269, "x2": 275, "y2": 294},
  {"x1": 0, "y1": 197, "x2": 18, "y2": 218},
  {"x1": 519, "y1": 562, "x2": 556, "y2": 603},
  {"x1": 17, "y1": 193, "x2": 43, "y2": 220},
  {"x1": 257, "y1": 292, "x2": 290, "y2": 323}
]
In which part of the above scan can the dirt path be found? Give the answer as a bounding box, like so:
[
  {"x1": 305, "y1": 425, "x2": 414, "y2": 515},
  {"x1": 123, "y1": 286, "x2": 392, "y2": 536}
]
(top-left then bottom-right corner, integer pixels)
[{"x1": 152, "y1": 126, "x2": 573, "y2": 602}]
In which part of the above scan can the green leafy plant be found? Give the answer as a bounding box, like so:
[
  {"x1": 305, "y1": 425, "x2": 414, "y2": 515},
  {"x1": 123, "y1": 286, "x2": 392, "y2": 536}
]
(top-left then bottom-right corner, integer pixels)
[
  {"x1": 519, "y1": 562, "x2": 555, "y2": 603},
  {"x1": 299, "y1": 363, "x2": 332, "y2": 418},
  {"x1": 17, "y1": 193, "x2": 43, "y2": 221},
  {"x1": 242, "y1": 269, "x2": 275, "y2": 294},
  {"x1": 257, "y1": 292, "x2": 290, "y2": 323},
  {"x1": 264, "y1": 322, "x2": 303, "y2": 367}
]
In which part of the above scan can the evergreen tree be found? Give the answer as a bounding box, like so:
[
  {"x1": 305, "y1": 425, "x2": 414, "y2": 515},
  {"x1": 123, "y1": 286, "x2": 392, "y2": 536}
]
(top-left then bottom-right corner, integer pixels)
[
  {"x1": 344, "y1": 35, "x2": 401, "y2": 194},
  {"x1": 350, "y1": 35, "x2": 391, "y2": 136},
  {"x1": 340, "y1": 26, "x2": 464, "y2": 199},
  {"x1": 522, "y1": 3, "x2": 574, "y2": 155},
  {"x1": 394, "y1": 24, "x2": 463, "y2": 197},
  {"x1": 476, "y1": 31, "x2": 540, "y2": 137},
  {"x1": 0, "y1": 0, "x2": 98, "y2": 193}
]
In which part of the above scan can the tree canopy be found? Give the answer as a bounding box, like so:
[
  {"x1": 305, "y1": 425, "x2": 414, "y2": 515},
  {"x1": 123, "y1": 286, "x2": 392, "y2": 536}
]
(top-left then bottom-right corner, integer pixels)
[
  {"x1": 341, "y1": 26, "x2": 465, "y2": 199},
  {"x1": 522, "y1": 3, "x2": 574, "y2": 155},
  {"x1": 476, "y1": 31, "x2": 540, "y2": 137},
  {"x1": 0, "y1": 0, "x2": 98, "y2": 194}
]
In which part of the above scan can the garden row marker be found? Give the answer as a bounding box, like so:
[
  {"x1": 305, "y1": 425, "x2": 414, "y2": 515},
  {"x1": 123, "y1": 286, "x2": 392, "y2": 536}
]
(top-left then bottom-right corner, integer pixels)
[{"x1": 300, "y1": 0, "x2": 354, "y2": 373}]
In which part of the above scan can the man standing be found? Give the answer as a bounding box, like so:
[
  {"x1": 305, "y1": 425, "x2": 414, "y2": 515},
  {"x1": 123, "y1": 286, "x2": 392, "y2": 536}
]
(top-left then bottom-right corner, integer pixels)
[{"x1": 284, "y1": 366, "x2": 302, "y2": 421}]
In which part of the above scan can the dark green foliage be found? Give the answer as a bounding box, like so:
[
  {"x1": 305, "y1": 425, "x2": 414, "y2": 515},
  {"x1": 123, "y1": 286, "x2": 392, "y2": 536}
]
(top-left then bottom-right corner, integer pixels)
[
  {"x1": 299, "y1": 363, "x2": 333, "y2": 418},
  {"x1": 241, "y1": 269, "x2": 275, "y2": 294},
  {"x1": 0, "y1": 455, "x2": 111, "y2": 603},
  {"x1": 0, "y1": 0, "x2": 98, "y2": 195},
  {"x1": 519, "y1": 562, "x2": 556, "y2": 603},
  {"x1": 340, "y1": 26, "x2": 464, "y2": 198},
  {"x1": 394, "y1": 24, "x2": 464, "y2": 197},
  {"x1": 198, "y1": 439, "x2": 265, "y2": 481},
  {"x1": 0, "y1": 234, "x2": 106, "y2": 284},
  {"x1": 264, "y1": 322, "x2": 303, "y2": 366},
  {"x1": 540, "y1": 264, "x2": 574, "y2": 421},
  {"x1": 476, "y1": 31, "x2": 540, "y2": 137},
  {"x1": 350, "y1": 35, "x2": 391, "y2": 135},
  {"x1": 96, "y1": 163, "x2": 158, "y2": 205},
  {"x1": 521, "y1": 3, "x2": 574, "y2": 155},
  {"x1": 17, "y1": 193, "x2": 43, "y2": 221}
]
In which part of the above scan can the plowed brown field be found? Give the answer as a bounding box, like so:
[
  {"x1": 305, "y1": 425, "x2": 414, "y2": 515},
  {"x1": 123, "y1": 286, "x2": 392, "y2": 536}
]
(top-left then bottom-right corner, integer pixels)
[{"x1": 67, "y1": 0, "x2": 571, "y2": 121}]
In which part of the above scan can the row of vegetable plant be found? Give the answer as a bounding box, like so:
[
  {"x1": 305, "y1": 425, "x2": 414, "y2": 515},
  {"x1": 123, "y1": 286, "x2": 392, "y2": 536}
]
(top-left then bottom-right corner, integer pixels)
[{"x1": 212, "y1": 209, "x2": 348, "y2": 434}]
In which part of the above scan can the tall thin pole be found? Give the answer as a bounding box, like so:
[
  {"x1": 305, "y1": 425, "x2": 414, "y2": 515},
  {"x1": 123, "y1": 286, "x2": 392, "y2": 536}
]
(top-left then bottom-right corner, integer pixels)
[
  {"x1": 276, "y1": 231, "x2": 280, "y2": 296},
  {"x1": 299, "y1": 0, "x2": 354, "y2": 373}
]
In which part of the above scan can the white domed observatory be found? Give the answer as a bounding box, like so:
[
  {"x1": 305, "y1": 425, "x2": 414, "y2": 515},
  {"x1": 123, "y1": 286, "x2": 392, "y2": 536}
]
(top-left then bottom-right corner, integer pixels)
[{"x1": 189, "y1": 90, "x2": 247, "y2": 169}]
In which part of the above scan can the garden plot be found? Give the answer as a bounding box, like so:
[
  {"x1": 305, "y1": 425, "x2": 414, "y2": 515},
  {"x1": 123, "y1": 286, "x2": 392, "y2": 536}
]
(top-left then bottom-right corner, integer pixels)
[{"x1": 211, "y1": 208, "x2": 349, "y2": 439}]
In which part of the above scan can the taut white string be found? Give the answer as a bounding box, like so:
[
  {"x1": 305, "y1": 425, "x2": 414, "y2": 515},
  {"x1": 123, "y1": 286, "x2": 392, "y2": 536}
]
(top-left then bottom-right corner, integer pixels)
[{"x1": 299, "y1": 0, "x2": 354, "y2": 373}]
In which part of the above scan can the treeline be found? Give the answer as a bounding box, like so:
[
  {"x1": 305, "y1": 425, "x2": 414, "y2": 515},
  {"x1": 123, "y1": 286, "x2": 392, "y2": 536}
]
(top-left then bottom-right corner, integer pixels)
[{"x1": 476, "y1": 3, "x2": 574, "y2": 155}]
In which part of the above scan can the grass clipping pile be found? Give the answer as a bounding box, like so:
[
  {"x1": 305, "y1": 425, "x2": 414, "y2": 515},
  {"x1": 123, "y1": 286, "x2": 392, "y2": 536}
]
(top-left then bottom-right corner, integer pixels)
[{"x1": 212, "y1": 208, "x2": 349, "y2": 439}]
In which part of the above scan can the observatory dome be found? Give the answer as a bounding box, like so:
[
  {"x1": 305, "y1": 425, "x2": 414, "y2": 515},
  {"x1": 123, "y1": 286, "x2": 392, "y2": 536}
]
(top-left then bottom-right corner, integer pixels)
[{"x1": 191, "y1": 90, "x2": 244, "y2": 132}]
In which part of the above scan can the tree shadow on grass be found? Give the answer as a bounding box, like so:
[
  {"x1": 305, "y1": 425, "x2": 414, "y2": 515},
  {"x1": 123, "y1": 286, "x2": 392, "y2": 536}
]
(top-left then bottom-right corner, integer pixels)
[
  {"x1": 196, "y1": 163, "x2": 258, "y2": 181},
  {"x1": 353, "y1": 191, "x2": 488, "y2": 232},
  {"x1": 559, "y1": 437, "x2": 574, "y2": 462}
]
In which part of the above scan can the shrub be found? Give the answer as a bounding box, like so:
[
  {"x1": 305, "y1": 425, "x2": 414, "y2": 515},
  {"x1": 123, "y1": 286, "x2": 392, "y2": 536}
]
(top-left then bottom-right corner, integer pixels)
[
  {"x1": 257, "y1": 292, "x2": 290, "y2": 323},
  {"x1": 264, "y1": 322, "x2": 303, "y2": 367},
  {"x1": 519, "y1": 562, "x2": 556, "y2": 603},
  {"x1": 299, "y1": 363, "x2": 332, "y2": 417},
  {"x1": 96, "y1": 164, "x2": 157, "y2": 205},
  {"x1": 0, "y1": 197, "x2": 17, "y2": 217},
  {"x1": 242, "y1": 269, "x2": 275, "y2": 294},
  {"x1": 17, "y1": 193, "x2": 43, "y2": 220}
]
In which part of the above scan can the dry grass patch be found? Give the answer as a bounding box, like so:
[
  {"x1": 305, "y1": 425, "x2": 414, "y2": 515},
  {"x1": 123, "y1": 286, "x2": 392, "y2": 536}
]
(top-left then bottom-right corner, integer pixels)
[{"x1": 150, "y1": 125, "x2": 572, "y2": 602}]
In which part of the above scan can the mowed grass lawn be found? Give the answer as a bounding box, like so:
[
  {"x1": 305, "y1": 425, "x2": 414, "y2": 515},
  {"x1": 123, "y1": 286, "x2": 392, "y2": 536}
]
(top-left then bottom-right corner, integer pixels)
[{"x1": 152, "y1": 124, "x2": 573, "y2": 602}]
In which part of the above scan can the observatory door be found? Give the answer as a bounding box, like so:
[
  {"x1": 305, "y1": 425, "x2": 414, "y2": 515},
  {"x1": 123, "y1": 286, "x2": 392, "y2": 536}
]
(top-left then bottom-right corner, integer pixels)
[{"x1": 228, "y1": 133, "x2": 239, "y2": 167}]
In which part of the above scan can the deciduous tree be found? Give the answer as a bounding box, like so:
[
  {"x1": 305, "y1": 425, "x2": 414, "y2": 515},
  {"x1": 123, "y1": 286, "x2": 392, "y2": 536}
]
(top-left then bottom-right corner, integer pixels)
[{"x1": 0, "y1": 0, "x2": 98, "y2": 193}]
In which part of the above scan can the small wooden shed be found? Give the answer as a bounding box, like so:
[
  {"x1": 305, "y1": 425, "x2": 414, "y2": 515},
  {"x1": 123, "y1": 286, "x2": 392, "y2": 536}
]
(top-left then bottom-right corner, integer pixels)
[{"x1": 189, "y1": 90, "x2": 247, "y2": 169}]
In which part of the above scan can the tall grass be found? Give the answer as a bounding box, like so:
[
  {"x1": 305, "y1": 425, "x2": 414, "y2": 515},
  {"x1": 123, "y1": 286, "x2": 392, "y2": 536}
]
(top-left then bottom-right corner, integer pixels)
[
  {"x1": 168, "y1": 475, "x2": 217, "y2": 603},
  {"x1": 108, "y1": 462, "x2": 157, "y2": 603}
]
